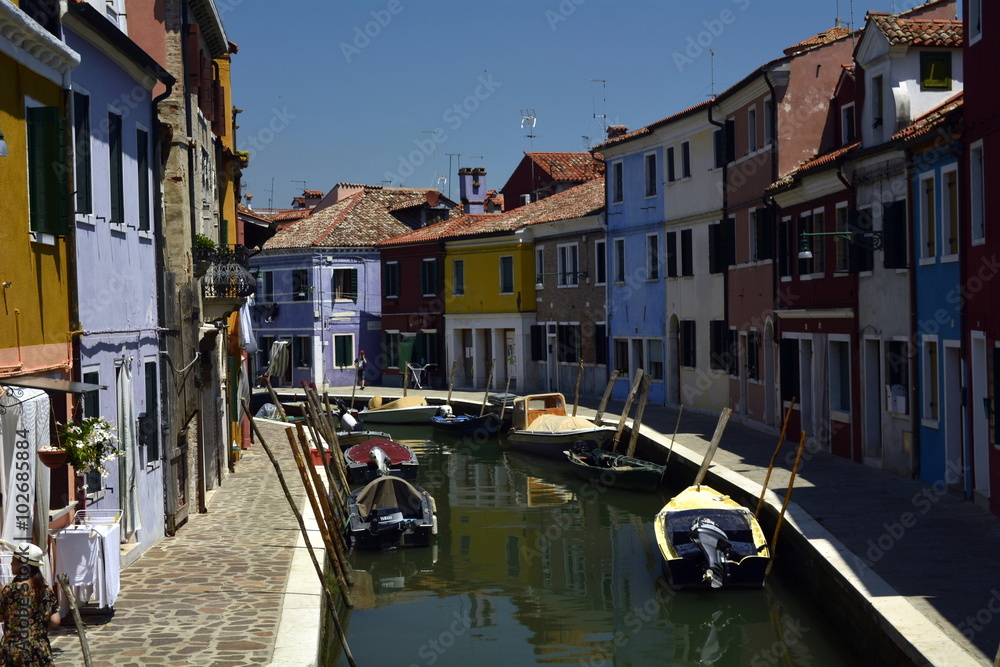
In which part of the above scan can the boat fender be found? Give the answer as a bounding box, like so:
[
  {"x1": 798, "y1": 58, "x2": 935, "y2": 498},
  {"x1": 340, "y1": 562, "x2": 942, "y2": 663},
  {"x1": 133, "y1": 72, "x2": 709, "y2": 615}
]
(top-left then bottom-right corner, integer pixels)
[
  {"x1": 437, "y1": 405, "x2": 454, "y2": 418},
  {"x1": 341, "y1": 411, "x2": 360, "y2": 432}
]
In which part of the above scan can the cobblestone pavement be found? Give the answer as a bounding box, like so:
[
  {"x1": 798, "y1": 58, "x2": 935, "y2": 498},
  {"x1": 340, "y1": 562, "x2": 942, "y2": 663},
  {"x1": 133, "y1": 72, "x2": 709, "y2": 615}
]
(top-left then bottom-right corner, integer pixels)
[{"x1": 49, "y1": 418, "x2": 305, "y2": 667}]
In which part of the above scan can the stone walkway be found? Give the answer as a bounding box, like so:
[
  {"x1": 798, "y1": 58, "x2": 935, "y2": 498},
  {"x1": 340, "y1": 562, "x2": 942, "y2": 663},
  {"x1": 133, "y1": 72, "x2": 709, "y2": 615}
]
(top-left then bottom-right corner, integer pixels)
[{"x1": 49, "y1": 418, "x2": 307, "y2": 666}]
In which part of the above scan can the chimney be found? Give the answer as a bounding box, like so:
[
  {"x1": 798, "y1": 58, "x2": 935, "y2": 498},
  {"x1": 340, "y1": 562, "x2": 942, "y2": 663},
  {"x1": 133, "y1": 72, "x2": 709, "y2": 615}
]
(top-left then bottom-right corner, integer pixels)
[
  {"x1": 607, "y1": 125, "x2": 629, "y2": 139},
  {"x1": 459, "y1": 167, "x2": 487, "y2": 215}
]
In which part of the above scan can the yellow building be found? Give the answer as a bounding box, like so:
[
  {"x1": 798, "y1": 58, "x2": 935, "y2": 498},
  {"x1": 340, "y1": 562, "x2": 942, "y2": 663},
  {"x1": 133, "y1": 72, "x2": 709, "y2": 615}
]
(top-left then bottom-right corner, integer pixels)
[{"x1": 0, "y1": 2, "x2": 80, "y2": 381}]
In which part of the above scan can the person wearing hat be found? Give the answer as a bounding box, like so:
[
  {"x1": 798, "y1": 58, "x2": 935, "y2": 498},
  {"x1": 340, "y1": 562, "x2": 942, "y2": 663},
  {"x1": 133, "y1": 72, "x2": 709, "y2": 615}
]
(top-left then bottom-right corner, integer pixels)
[
  {"x1": 354, "y1": 350, "x2": 367, "y2": 390},
  {"x1": 0, "y1": 543, "x2": 60, "y2": 665}
]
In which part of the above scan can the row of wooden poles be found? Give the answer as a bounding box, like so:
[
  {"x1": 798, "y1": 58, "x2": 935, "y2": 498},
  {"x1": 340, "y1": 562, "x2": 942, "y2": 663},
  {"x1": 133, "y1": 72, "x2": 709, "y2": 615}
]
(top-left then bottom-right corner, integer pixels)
[{"x1": 242, "y1": 382, "x2": 359, "y2": 667}]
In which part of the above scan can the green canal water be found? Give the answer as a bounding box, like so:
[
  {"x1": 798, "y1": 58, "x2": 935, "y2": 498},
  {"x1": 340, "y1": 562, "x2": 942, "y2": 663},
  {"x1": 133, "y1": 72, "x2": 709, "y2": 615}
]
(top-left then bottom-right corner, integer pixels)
[{"x1": 322, "y1": 425, "x2": 859, "y2": 666}]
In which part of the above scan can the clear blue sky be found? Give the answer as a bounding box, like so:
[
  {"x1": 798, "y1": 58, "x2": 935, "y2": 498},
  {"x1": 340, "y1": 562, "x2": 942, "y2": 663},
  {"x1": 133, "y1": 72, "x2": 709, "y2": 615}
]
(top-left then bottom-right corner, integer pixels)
[{"x1": 222, "y1": 0, "x2": 918, "y2": 211}]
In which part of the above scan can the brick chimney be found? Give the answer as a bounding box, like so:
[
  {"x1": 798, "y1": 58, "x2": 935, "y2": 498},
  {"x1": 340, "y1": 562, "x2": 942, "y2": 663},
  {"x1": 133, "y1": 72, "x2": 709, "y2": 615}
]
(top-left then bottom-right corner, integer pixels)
[
  {"x1": 459, "y1": 167, "x2": 487, "y2": 214},
  {"x1": 607, "y1": 125, "x2": 629, "y2": 139}
]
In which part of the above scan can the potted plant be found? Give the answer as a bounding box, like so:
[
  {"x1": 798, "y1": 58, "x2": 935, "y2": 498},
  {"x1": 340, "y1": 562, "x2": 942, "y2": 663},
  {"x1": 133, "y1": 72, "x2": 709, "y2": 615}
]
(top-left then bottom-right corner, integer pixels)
[{"x1": 46, "y1": 417, "x2": 124, "y2": 476}]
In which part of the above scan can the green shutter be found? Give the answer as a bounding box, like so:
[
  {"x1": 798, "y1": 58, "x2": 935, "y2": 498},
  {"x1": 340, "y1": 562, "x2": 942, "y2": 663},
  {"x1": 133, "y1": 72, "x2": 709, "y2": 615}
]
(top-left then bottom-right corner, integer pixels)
[{"x1": 27, "y1": 106, "x2": 68, "y2": 235}]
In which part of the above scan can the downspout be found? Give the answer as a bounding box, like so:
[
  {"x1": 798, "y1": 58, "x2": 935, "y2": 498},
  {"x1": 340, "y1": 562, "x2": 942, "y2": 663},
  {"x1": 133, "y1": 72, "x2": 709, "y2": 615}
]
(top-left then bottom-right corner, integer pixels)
[
  {"x1": 707, "y1": 98, "x2": 729, "y2": 410},
  {"x1": 764, "y1": 70, "x2": 781, "y2": 429},
  {"x1": 905, "y1": 148, "x2": 920, "y2": 479}
]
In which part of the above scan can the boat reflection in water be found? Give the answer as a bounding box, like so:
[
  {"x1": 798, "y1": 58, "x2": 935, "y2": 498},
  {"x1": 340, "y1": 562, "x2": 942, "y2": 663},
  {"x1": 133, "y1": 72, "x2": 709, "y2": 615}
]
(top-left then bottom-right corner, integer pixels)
[{"x1": 323, "y1": 426, "x2": 858, "y2": 666}]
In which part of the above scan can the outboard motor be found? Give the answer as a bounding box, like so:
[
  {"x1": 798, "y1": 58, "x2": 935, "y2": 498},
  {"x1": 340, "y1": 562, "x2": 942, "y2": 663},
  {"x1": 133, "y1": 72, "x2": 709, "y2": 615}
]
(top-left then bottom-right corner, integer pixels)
[
  {"x1": 689, "y1": 517, "x2": 731, "y2": 589},
  {"x1": 368, "y1": 507, "x2": 406, "y2": 550},
  {"x1": 369, "y1": 446, "x2": 392, "y2": 477}
]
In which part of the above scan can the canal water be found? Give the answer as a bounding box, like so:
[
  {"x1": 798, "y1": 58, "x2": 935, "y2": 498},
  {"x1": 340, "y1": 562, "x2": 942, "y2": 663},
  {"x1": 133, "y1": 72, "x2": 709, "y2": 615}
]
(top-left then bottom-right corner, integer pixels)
[{"x1": 322, "y1": 424, "x2": 859, "y2": 666}]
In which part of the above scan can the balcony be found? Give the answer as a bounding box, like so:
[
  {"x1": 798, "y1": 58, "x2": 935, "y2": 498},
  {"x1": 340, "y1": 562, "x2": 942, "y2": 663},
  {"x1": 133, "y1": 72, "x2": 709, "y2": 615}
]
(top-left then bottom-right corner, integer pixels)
[{"x1": 198, "y1": 244, "x2": 257, "y2": 321}]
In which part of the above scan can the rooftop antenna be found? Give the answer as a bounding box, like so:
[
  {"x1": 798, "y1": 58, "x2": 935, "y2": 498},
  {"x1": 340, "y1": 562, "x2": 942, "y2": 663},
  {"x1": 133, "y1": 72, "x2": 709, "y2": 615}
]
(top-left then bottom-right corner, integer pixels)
[
  {"x1": 709, "y1": 50, "x2": 716, "y2": 98},
  {"x1": 591, "y1": 79, "x2": 607, "y2": 134},
  {"x1": 445, "y1": 153, "x2": 462, "y2": 199},
  {"x1": 291, "y1": 179, "x2": 306, "y2": 192},
  {"x1": 265, "y1": 177, "x2": 274, "y2": 210},
  {"x1": 520, "y1": 109, "x2": 537, "y2": 203}
]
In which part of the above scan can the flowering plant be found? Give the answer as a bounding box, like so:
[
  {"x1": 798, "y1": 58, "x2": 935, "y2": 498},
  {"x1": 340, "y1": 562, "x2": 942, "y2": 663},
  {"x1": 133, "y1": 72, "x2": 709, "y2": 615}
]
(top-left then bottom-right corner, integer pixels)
[{"x1": 53, "y1": 417, "x2": 124, "y2": 477}]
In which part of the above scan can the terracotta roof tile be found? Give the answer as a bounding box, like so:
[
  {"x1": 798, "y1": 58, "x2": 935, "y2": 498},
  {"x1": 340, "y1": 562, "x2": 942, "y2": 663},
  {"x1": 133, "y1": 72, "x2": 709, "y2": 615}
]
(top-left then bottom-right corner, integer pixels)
[
  {"x1": 784, "y1": 26, "x2": 853, "y2": 56},
  {"x1": 868, "y1": 15, "x2": 963, "y2": 47},
  {"x1": 893, "y1": 91, "x2": 963, "y2": 142},
  {"x1": 524, "y1": 152, "x2": 605, "y2": 181},
  {"x1": 380, "y1": 177, "x2": 605, "y2": 247},
  {"x1": 764, "y1": 142, "x2": 860, "y2": 193}
]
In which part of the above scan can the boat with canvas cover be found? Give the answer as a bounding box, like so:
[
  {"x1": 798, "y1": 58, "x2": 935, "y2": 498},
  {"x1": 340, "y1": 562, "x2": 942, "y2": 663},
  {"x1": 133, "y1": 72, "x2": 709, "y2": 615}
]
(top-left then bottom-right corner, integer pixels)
[
  {"x1": 505, "y1": 393, "x2": 616, "y2": 459},
  {"x1": 564, "y1": 441, "x2": 666, "y2": 492},
  {"x1": 359, "y1": 395, "x2": 452, "y2": 425},
  {"x1": 654, "y1": 484, "x2": 770, "y2": 590},
  {"x1": 346, "y1": 475, "x2": 437, "y2": 550}
]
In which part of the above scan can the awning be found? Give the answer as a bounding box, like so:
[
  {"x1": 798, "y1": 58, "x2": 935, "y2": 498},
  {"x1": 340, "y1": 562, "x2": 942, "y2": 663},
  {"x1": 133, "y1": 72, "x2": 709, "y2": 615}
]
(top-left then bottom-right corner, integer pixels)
[{"x1": 0, "y1": 377, "x2": 105, "y2": 394}]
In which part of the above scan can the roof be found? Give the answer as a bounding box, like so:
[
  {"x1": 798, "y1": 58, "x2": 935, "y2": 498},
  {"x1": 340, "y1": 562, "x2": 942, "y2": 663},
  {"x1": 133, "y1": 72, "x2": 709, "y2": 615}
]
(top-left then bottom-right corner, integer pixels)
[
  {"x1": 893, "y1": 90, "x2": 963, "y2": 142},
  {"x1": 592, "y1": 98, "x2": 713, "y2": 151},
  {"x1": 263, "y1": 186, "x2": 428, "y2": 250},
  {"x1": 784, "y1": 26, "x2": 853, "y2": 56},
  {"x1": 523, "y1": 152, "x2": 605, "y2": 181},
  {"x1": 379, "y1": 177, "x2": 605, "y2": 248},
  {"x1": 866, "y1": 14, "x2": 962, "y2": 47}
]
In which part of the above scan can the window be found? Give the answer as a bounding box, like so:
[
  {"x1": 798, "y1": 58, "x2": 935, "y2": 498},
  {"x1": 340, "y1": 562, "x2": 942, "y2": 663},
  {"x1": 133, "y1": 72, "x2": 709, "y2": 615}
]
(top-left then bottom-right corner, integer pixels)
[
  {"x1": 666, "y1": 146, "x2": 676, "y2": 182},
  {"x1": 871, "y1": 75, "x2": 884, "y2": 128},
  {"x1": 557, "y1": 324, "x2": 580, "y2": 363},
  {"x1": 535, "y1": 247, "x2": 544, "y2": 286},
  {"x1": 811, "y1": 210, "x2": 825, "y2": 274},
  {"x1": 420, "y1": 258, "x2": 438, "y2": 296},
  {"x1": 835, "y1": 103, "x2": 854, "y2": 147},
  {"x1": 646, "y1": 234, "x2": 659, "y2": 280},
  {"x1": 752, "y1": 208, "x2": 773, "y2": 262},
  {"x1": 108, "y1": 111, "x2": 124, "y2": 225},
  {"x1": 713, "y1": 128, "x2": 726, "y2": 169},
  {"x1": 136, "y1": 128, "x2": 150, "y2": 231},
  {"x1": 647, "y1": 339, "x2": 664, "y2": 380},
  {"x1": 262, "y1": 271, "x2": 274, "y2": 302},
  {"x1": 883, "y1": 200, "x2": 908, "y2": 269},
  {"x1": 611, "y1": 161, "x2": 623, "y2": 203},
  {"x1": 614, "y1": 339, "x2": 629, "y2": 373},
  {"x1": 384, "y1": 262, "x2": 400, "y2": 298},
  {"x1": 141, "y1": 360, "x2": 159, "y2": 463},
  {"x1": 27, "y1": 106, "x2": 68, "y2": 236},
  {"x1": 970, "y1": 0, "x2": 982, "y2": 43},
  {"x1": 259, "y1": 335, "x2": 274, "y2": 371},
  {"x1": 680, "y1": 320, "x2": 697, "y2": 368},
  {"x1": 645, "y1": 153, "x2": 657, "y2": 197},
  {"x1": 499, "y1": 255, "x2": 514, "y2": 294},
  {"x1": 594, "y1": 240, "x2": 606, "y2": 285},
  {"x1": 73, "y1": 91, "x2": 92, "y2": 214},
  {"x1": 415, "y1": 330, "x2": 439, "y2": 366},
  {"x1": 835, "y1": 205, "x2": 850, "y2": 272},
  {"x1": 595, "y1": 323, "x2": 607, "y2": 365},
  {"x1": 709, "y1": 219, "x2": 735, "y2": 274},
  {"x1": 384, "y1": 332, "x2": 400, "y2": 368},
  {"x1": 798, "y1": 213, "x2": 815, "y2": 275},
  {"x1": 778, "y1": 218, "x2": 792, "y2": 278},
  {"x1": 971, "y1": 142, "x2": 985, "y2": 242},
  {"x1": 453, "y1": 259, "x2": 465, "y2": 295},
  {"x1": 922, "y1": 339, "x2": 939, "y2": 421},
  {"x1": 82, "y1": 369, "x2": 103, "y2": 497},
  {"x1": 530, "y1": 325, "x2": 545, "y2": 361},
  {"x1": 292, "y1": 269, "x2": 309, "y2": 301},
  {"x1": 919, "y1": 174, "x2": 936, "y2": 259},
  {"x1": 943, "y1": 168, "x2": 959, "y2": 256},
  {"x1": 294, "y1": 336, "x2": 312, "y2": 368},
  {"x1": 748, "y1": 106, "x2": 757, "y2": 152},
  {"x1": 920, "y1": 52, "x2": 952, "y2": 91},
  {"x1": 557, "y1": 243, "x2": 579, "y2": 287},
  {"x1": 763, "y1": 98, "x2": 774, "y2": 146},
  {"x1": 680, "y1": 229, "x2": 693, "y2": 277},
  {"x1": 886, "y1": 340, "x2": 909, "y2": 414},
  {"x1": 333, "y1": 267, "x2": 358, "y2": 301},
  {"x1": 666, "y1": 231, "x2": 678, "y2": 278},
  {"x1": 614, "y1": 238, "x2": 625, "y2": 283},
  {"x1": 681, "y1": 141, "x2": 691, "y2": 178},
  {"x1": 747, "y1": 330, "x2": 760, "y2": 381},
  {"x1": 780, "y1": 338, "x2": 799, "y2": 403},
  {"x1": 850, "y1": 208, "x2": 876, "y2": 272},
  {"x1": 829, "y1": 339, "x2": 850, "y2": 414},
  {"x1": 710, "y1": 320, "x2": 730, "y2": 372},
  {"x1": 333, "y1": 334, "x2": 354, "y2": 368}
]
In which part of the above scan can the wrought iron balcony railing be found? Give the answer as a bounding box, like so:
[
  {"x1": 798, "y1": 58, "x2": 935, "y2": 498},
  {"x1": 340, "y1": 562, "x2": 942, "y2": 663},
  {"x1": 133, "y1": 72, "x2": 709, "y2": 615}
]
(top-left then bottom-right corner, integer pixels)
[{"x1": 199, "y1": 244, "x2": 257, "y2": 300}]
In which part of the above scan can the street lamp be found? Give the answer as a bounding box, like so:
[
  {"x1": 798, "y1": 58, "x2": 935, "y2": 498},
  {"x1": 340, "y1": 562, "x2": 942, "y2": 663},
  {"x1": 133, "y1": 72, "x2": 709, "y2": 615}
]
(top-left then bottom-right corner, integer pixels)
[{"x1": 797, "y1": 230, "x2": 884, "y2": 260}]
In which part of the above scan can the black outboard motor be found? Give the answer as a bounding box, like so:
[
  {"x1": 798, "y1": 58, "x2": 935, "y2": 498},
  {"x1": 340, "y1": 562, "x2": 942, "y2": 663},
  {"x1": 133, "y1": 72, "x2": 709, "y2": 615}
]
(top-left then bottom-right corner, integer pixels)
[
  {"x1": 689, "y1": 517, "x2": 732, "y2": 588},
  {"x1": 368, "y1": 507, "x2": 406, "y2": 550}
]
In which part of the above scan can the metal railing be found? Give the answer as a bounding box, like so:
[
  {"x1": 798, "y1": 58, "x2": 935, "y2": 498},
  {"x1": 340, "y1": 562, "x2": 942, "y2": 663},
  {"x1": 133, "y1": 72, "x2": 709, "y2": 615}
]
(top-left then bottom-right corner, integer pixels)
[{"x1": 199, "y1": 244, "x2": 257, "y2": 300}]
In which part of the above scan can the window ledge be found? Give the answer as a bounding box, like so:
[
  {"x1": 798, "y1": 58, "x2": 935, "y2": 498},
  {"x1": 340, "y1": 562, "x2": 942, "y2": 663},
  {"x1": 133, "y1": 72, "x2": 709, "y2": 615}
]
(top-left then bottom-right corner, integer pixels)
[
  {"x1": 921, "y1": 418, "x2": 940, "y2": 429},
  {"x1": 138, "y1": 230, "x2": 154, "y2": 241},
  {"x1": 110, "y1": 222, "x2": 127, "y2": 234},
  {"x1": 30, "y1": 231, "x2": 56, "y2": 245}
]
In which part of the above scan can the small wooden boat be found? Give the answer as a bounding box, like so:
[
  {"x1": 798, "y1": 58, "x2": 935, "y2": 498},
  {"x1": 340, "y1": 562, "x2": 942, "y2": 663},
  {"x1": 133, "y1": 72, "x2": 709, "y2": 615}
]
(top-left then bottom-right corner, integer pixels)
[
  {"x1": 343, "y1": 439, "x2": 419, "y2": 484},
  {"x1": 654, "y1": 484, "x2": 770, "y2": 590},
  {"x1": 359, "y1": 395, "x2": 453, "y2": 425},
  {"x1": 505, "y1": 393, "x2": 616, "y2": 459},
  {"x1": 430, "y1": 412, "x2": 503, "y2": 437},
  {"x1": 346, "y1": 475, "x2": 437, "y2": 550},
  {"x1": 563, "y1": 442, "x2": 665, "y2": 492}
]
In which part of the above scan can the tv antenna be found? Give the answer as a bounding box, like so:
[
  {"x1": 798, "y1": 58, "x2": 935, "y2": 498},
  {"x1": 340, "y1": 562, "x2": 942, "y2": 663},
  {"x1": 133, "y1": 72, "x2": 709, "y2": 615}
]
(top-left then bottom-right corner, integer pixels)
[
  {"x1": 265, "y1": 177, "x2": 275, "y2": 210},
  {"x1": 520, "y1": 108, "x2": 537, "y2": 155},
  {"x1": 709, "y1": 50, "x2": 716, "y2": 97},
  {"x1": 591, "y1": 79, "x2": 607, "y2": 134},
  {"x1": 291, "y1": 179, "x2": 307, "y2": 192}
]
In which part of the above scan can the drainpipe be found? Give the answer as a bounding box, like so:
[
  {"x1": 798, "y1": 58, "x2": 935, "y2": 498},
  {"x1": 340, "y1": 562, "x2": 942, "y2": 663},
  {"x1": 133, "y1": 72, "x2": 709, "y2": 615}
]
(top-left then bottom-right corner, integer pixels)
[
  {"x1": 764, "y1": 70, "x2": 781, "y2": 429},
  {"x1": 707, "y1": 99, "x2": 729, "y2": 412}
]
